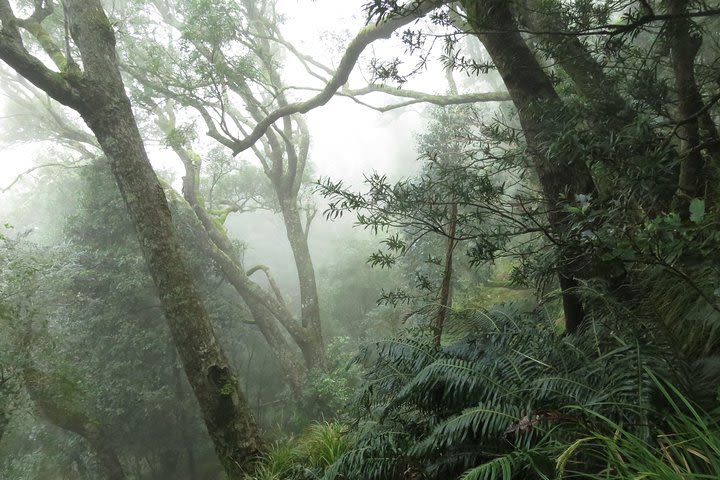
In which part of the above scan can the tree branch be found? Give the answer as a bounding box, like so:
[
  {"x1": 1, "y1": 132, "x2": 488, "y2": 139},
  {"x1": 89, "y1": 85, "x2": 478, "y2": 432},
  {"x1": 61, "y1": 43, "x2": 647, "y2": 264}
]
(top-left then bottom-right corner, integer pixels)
[
  {"x1": 1, "y1": 160, "x2": 86, "y2": 193},
  {"x1": 246, "y1": 264, "x2": 290, "y2": 312},
  {"x1": 229, "y1": 0, "x2": 448, "y2": 155},
  {"x1": 0, "y1": 0, "x2": 82, "y2": 109},
  {"x1": 338, "y1": 84, "x2": 510, "y2": 110}
]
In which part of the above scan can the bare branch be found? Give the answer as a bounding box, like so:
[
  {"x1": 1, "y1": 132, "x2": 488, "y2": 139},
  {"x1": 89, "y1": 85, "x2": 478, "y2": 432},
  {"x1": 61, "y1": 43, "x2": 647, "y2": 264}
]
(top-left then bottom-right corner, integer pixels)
[
  {"x1": 246, "y1": 264, "x2": 290, "y2": 312},
  {"x1": 1, "y1": 160, "x2": 86, "y2": 193},
  {"x1": 345, "y1": 84, "x2": 509, "y2": 109},
  {"x1": 230, "y1": 0, "x2": 449, "y2": 155},
  {"x1": 289, "y1": 83, "x2": 510, "y2": 112}
]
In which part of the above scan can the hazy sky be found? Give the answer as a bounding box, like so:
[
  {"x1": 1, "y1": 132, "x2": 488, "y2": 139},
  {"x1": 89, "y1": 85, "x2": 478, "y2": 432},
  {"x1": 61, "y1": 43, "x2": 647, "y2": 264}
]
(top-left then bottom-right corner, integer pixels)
[
  {"x1": 0, "y1": 0, "x2": 448, "y2": 190},
  {"x1": 275, "y1": 0, "x2": 447, "y2": 184}
]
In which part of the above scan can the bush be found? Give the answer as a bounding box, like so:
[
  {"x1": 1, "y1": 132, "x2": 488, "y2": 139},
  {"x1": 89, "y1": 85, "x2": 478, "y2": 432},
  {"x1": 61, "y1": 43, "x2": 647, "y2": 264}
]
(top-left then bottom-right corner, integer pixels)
[{"x1": 247, "y1": 421, "x2": 348, "y2": 480}]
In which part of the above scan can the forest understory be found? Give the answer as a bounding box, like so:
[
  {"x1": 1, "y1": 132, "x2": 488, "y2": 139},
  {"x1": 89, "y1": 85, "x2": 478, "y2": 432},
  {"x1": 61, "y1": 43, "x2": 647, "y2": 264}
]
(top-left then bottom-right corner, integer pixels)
[{"x1": 1, "y1": 0, "x2": 720, "y2": 479}]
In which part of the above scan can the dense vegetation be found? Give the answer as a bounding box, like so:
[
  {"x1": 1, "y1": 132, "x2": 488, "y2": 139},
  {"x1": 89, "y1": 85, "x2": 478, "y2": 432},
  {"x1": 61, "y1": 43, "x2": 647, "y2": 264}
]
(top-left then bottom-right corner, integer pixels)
[{"x1": 1, "y1": 0, "x2": 720, "y2": 479}]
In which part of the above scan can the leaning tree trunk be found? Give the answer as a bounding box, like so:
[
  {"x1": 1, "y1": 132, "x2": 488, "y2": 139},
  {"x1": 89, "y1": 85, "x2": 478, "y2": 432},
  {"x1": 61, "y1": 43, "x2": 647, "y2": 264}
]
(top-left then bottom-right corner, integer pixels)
[
  {"x1": 0, "y1": 1, "x2": 263, "y2": 476},
  {"x1": 461, "y1": 0, "x2": 598, "y2": 333},
  {"x1": 158, "y1": 125, "x2": 307, "y2": 392}
]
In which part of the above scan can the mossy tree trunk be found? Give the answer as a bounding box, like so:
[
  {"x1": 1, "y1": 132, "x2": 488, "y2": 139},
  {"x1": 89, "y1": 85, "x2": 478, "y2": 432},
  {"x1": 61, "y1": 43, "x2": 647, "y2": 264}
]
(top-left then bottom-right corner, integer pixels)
[
  {"x1": 1, "y1": 1, "x2": 263, "y2": 476},
  {"x1": 158, "y1": 130, "x2": 308, "y2": 391}
]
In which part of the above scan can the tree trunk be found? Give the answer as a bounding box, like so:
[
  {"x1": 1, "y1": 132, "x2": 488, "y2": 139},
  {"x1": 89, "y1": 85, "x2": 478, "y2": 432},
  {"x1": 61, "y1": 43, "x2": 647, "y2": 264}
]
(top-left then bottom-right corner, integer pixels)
[
  {"x1": 170, "y1": 347, "x2": 200, "y2": 480},
  {"x1": 667, "y1": 0, "x2": 719, "y2": 215},
  {"x1": 279, "y1": 199, "x2": 325, "y2": 368},
  {"x1": 461, "y1": 0, "x2": 598, "y2": 333},
  {"x1": 0, "y1": 393, "x2": 9, "y2": 446},
  {"x1": 162, "y1": 132, "x2": 307, "y2": 389},
  {"x1": 150, "y1": 0, "x2": 328, "y2": 371},
  {"x1": 433, "y1": 203, "x2": 457, "y2": 347},
  {"x1": 243, "y1": 297, "x2": 305, "y2": 393},
  {"x1": 167, "y1": 136, "x2": 322, "y2": 374},
  {"x1": 0, "y1": 1, "x2": 264, "y2": 476}
]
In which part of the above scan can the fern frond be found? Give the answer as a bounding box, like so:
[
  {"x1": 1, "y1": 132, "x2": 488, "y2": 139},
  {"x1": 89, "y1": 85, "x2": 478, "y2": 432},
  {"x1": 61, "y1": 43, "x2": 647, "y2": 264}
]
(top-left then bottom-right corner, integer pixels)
[
  {"x1": 391, "y1": 358, "x2": 504, "y2": 413},
  {"x1": 324, "y1": 301, "x2": 701, "y2": 480},
  {"x1": 412, "y1": 403, "x2": 524, "y2": 456},
  {"x1": 458, "y1": 451, "x2": 527, "y2": 480}
]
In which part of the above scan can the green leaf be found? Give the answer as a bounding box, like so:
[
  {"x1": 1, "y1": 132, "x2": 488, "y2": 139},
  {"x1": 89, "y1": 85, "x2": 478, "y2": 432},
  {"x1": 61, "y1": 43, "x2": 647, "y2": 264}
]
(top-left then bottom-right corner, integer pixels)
[
  {"x1": 689, "y1": 198, "x2": 705, "y2": 223},
  {"x1": 555, "y1": 437, "x2": 594, "y2": 478}
]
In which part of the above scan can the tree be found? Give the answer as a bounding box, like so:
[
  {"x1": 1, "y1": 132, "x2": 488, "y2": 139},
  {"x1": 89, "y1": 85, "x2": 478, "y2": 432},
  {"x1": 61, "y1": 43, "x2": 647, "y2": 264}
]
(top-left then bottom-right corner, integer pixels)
[
  {"x1": 351, "y1": 0, "x2": 720, "y2": 336},
  {"x1": 121, "y1": 0, "x2": 507, "y2": 376},
  {"x1": 0, "y1": 231, "x2": 127, "y2": 479},
  {"x1": 455, "y1": 0, "x2": 597, "y2": 333},
  {"x1": 0, "y1": 0, "x2": 262, "y2": 475},
  {"x1": 1, "y1": 0, "x2": 496, "y2": 473},
  {"x1": 319, "y1": 102, "x2": 509, "y2": 345},
  {"x1": 666, "y1": 0, "x2": 720, "y2": 214},
  {"x1": 2, "y1": 0, "x2": 720, "y2": 478},
  {"x1": 121, "y1": 0, "x2": 327, "y2": 374}
]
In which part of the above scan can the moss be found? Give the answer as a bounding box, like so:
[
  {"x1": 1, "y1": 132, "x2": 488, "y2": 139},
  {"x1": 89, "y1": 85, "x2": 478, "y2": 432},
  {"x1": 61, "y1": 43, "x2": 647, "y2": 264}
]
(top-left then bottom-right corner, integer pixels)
[{"x1": 23, "y1": 21, "x2": 67, "y2": 70}]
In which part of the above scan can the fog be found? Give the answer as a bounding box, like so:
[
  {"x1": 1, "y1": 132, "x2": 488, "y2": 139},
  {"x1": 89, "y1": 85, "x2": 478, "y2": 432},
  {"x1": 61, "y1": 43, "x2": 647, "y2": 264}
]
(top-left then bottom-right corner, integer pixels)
[
  {"x1": 0, "y1": 2, "x2": 461, "y2": 476},
  {"x1": 4, "y1": 0, "x2": 705, "y2": 479},
  {"x1": 0, "y1": 0, "x2": 445, "y2": 315}
]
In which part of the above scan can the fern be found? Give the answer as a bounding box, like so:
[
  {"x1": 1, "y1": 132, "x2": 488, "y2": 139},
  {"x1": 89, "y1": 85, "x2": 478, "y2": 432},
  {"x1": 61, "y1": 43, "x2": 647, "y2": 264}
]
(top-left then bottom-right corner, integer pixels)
[
  {"x1": 640, "y1": 265, "x2": 720, "y2": 356},
  {"x1": 326, "y1": 301, "x2": 700, "y2": 479},
  {"x1": 458, "y1": 451, "x2": 528, "y2": 480}
]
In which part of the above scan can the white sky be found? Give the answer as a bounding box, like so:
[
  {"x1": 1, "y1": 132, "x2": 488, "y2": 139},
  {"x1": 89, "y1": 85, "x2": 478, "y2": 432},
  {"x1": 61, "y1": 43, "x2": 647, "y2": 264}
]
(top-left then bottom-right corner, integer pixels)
[
  {"x1": 282, "y1": 0, "x2": 463, "y2": 184},
  {"x1": 0, "y1": 0, "x2": 453, "y2": 190}
]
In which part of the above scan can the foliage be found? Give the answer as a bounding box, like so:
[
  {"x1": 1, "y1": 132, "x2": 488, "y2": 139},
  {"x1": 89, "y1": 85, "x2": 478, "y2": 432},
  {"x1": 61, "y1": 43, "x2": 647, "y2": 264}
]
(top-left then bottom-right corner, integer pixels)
[
  {"x1": 323, "y1": 302, "x2": 708, "y2": 479},
  {"x1": 318, "y1": 231, "x2": 404, "y2": 341},
  {"x1": 317, "y1": 104, "x2": 515, "y2": 269},
  {"x1": 290, "y1": 336, "x2": 361, "y2": 429},
  {"x1": 317, "y1": 103, "x2": 526, "y2": 340},
  {"x1": 1, "y1": 0, "x2": 720, "y2": 477},
  {"x1": 0, "y1": 163, "x2": 227, "y2": 478},
  {"x1": 565, "y1": 376, "x2": 720, "y2": 479},
  {"x1": 247, "y1": 421, "x2": 349, "y2": 480}
]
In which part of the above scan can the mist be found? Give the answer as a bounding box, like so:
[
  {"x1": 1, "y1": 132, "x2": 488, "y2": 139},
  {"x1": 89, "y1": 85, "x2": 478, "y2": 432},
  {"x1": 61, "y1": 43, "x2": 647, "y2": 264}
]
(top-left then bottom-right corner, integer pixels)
[{"x1": 2, "y1": 0, "x2": 719, "y2": 479}]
